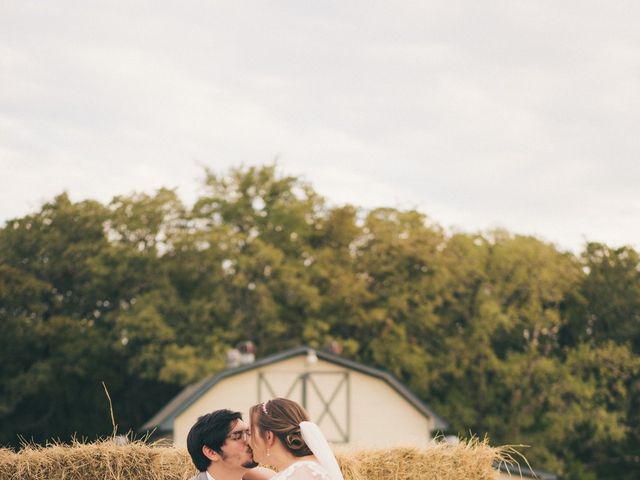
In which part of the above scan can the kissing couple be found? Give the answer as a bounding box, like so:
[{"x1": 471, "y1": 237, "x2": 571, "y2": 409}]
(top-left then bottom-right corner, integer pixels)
[{"x1": 187, "y1": 398, "x2": 344, "y2": 480}]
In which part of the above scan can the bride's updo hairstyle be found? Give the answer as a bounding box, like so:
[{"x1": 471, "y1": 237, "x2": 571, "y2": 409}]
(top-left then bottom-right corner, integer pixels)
[{"x1": 250, "y1": 398, "x2": 313, "y2": 457}]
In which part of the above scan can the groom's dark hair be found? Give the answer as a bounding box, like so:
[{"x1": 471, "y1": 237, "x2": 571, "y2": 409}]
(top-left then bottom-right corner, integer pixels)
[{"x1": 187, "y1": 409, "x2": 242, "y2": 471}]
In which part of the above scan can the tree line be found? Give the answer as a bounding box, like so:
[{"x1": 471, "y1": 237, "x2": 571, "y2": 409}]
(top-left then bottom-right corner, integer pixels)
[{"x1": 1, "y1": 165, "x2": 638, "y2": 480}]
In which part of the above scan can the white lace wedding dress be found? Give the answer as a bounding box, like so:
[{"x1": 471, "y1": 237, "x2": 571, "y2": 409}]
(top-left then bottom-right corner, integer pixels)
[{"x1": 271, "y1": 461, "x2": 333, "y2": 480}]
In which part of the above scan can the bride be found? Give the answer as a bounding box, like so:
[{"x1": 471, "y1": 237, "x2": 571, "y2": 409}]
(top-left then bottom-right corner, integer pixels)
[{"x1": 249, "y1": 398, "x2": 344, "y2": 480}]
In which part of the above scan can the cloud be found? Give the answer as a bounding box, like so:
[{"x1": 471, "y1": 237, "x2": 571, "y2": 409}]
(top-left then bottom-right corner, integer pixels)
[{"x1": 1, "y1": 1, "x2": 639, "y2": 252}]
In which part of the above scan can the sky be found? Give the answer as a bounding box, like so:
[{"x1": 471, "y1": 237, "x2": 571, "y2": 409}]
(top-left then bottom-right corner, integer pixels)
[{"x1": 1, "y1": 1, "x2": 639, "y2": 253}]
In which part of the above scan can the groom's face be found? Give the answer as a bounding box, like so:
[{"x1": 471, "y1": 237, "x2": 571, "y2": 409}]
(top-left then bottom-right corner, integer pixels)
[{"x1": 220, "y1": 419, "x2": 258, "y2": 469}]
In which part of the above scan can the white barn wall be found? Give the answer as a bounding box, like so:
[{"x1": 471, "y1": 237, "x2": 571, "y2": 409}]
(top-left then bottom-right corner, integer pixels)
[{"x1": 348, "y1": 370, "x2": 431, "y2": 448}]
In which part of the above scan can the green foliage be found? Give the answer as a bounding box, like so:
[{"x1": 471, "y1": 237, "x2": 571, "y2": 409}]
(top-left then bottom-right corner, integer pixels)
[
  {"x1": 571, "y1": 243, "x2": 640, "y2": 351},
  {"x1": 1, "y1": 166, "x2": 639, "y2": 479}
]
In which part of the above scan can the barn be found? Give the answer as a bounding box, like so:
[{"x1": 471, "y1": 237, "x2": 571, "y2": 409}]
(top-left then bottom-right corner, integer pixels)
[{"x1": 141, "y1": 345, "x2": 448, "y2": 448}]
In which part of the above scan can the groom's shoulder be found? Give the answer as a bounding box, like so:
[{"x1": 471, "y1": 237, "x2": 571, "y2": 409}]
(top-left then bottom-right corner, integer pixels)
[{"x1": 190, "y1": 472, "x2": 208, "y2": 480}]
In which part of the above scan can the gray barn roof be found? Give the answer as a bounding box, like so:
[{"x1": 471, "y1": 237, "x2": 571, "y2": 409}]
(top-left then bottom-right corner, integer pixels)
[
  {"x1": 498, "y1": 463, "x2": 557, "y2": 480},
  {"x1": 141, "y1": 345, "x2": 448, "y2": 432}
]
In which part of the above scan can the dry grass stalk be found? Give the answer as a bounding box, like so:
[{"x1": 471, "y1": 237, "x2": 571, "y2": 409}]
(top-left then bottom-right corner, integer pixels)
[{"x1": 0, "y1": 437, "x2": 507, "y2": 480}]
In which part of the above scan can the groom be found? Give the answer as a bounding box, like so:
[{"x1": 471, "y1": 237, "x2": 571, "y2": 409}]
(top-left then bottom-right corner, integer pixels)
[{"x1": 187, "y1": 409, "x2": 274, "y2": 480}]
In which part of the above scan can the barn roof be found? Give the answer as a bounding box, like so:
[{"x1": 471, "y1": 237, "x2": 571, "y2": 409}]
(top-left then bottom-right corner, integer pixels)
[
  {"x1": 498, "y1": 463, "x2": 557, "y2": 480},
  {"x1": 141, "y1": 345, "x2": 449, "y2": 432}
]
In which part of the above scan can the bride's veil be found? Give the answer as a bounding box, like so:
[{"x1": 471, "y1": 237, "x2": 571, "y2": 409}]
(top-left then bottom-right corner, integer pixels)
[{"x1": 299, "y1": 421, "x2": 345, "y2": 480}]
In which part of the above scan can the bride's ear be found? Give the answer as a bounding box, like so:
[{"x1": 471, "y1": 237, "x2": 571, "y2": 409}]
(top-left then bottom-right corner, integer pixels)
[{"x1": 265, "y1": 430, "x2": 275, "y2": 446}]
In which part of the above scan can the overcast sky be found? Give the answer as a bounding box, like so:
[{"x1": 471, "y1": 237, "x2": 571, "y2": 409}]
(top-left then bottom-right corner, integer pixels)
[{"x1": 1, "y1": 1, "x2": 639, "y2": 253}]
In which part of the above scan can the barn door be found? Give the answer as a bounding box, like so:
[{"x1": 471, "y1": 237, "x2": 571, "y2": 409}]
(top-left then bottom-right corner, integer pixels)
[{"x1": 258, "y1": 371, "x2": 350, "y2": 443}]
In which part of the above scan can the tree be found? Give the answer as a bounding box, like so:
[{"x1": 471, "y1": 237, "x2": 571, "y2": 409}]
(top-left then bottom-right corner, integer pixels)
[
  {"x1": 568, "y1": 243, "x2": 640, "y2": 351},
  {"x1": 0, "y1": 194, "x2": 119, "y2": 444}
]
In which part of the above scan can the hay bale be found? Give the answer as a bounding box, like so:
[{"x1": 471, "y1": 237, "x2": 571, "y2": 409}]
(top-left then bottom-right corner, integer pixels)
[
  {"x1": 10, "y1": 439, "x2": 197, "y2": 480},
  {"x1": 342, "y1": 438, "x2": 502, "y2": 480},
  {"x1": 0, "y1": 447, "x2": 18, "y2": 479},
  {"x1": 334, "y1": 452, "x2": 364, "y2": 480},
  {"x1": 2, "y1": 437, "x2": 506, "y2": 480}
]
